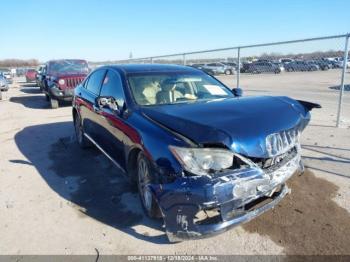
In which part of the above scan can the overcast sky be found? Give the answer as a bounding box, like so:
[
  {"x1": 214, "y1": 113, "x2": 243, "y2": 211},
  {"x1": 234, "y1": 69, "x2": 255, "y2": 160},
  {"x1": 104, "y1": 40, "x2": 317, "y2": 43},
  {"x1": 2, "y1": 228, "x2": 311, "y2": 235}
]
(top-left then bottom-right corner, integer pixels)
[{"x1": 2, "y1": 0, "x2": 349, "y2": 62}]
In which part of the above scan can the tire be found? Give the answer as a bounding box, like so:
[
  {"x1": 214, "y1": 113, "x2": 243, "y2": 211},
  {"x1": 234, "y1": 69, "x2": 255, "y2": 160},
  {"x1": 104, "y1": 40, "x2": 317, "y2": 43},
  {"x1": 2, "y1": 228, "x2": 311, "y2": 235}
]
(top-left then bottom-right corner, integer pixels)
[
  {"x1": 0, "y1": 91, "x2": 2, "y2": 100},
  {"x1": 274, "y1": 69, "x2": 280, "y2": 74},
  {"x1": 137, "y1": 152, "x2": 161, "y2": 218},
  {"x1": 224, "y1": 69, "x2": 231, "y2": 75},
  {"x1": 74, "y1": 113, "x2": 90, "y2": 149},
  {"x1": 45, "y1": 94, "x2": 50, "y2": 101},
  {"x1": 50, "y1": 97, "x2": 59, "y2": 109}
]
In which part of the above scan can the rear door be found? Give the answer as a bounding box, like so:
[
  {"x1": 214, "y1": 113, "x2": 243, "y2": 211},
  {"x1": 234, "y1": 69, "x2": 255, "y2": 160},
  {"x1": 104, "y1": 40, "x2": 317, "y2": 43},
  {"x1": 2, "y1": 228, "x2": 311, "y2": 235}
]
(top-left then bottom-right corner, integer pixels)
[{"x1": 79, "y1": 69, "x2": 106, "y2": 141}]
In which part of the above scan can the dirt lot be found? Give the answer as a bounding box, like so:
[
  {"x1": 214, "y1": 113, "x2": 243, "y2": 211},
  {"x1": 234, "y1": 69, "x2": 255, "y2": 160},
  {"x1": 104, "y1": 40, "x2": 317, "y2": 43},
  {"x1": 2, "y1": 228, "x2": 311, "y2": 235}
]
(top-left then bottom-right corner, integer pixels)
[{"x1": 0, "y1": 70, "x2": 349, "y2": 255}]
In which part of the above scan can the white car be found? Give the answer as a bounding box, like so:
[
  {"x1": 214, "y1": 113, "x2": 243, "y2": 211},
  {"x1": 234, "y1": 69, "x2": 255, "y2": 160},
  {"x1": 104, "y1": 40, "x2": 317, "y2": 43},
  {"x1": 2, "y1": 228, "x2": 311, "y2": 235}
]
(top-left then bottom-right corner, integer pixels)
[
  {"x1": 335, "y1": 59, "x2": 350, "y2": 68},
  {"x1": 0, "y1": 70, "x2": 13, "y2": 84}
]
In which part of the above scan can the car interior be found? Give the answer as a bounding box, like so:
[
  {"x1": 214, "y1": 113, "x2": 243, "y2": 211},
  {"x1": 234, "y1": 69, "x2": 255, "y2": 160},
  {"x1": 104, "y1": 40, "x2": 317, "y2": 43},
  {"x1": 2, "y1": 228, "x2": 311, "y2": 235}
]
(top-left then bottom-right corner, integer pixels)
[{"x1": 128, "y1": 74, "x2": 232, "y2": 106}]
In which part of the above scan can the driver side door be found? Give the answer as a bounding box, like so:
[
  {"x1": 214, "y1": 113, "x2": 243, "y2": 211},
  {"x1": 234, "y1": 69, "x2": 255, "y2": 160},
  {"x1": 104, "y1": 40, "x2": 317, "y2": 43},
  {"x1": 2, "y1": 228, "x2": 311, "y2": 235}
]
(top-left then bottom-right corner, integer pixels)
[{"x1": 94, "y1": 69, "x2": 127, "y2": 169}]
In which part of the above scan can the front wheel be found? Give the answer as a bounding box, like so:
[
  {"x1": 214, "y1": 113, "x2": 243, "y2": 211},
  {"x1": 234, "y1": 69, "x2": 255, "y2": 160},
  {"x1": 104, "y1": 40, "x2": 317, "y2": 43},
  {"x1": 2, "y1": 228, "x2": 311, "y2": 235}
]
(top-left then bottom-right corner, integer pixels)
[
  {"x1": 137, "y1": 152, "x2": 161, "y2": 218},
  {"x1": 224, "y1": 69, "x2": 231, "y2": 75},
  {"x1": 50, "y1": 97, "x2": 59, "y2": 109}
]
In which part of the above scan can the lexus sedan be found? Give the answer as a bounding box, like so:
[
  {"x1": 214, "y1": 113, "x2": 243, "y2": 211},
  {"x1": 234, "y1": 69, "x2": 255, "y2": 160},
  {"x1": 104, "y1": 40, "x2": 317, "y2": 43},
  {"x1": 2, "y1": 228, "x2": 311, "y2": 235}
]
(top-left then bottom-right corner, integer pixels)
[{"x1": 72, "y1": 64, "x2": 319, "y2": 242}]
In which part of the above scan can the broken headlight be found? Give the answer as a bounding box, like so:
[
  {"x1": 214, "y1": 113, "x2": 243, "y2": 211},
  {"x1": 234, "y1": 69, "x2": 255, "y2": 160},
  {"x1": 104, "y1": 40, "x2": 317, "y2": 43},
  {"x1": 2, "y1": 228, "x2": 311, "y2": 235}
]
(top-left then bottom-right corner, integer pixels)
[{"x1": 169, "y1": 146, "x2": 234, "y2": 176}]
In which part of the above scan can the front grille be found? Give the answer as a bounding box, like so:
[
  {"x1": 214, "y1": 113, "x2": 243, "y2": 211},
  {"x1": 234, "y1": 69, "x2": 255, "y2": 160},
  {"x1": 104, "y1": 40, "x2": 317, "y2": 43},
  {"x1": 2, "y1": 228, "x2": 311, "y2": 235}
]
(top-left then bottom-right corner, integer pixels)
[
  {"x1": 248, "y1": 146, "x2": 298, "y2": 172},
  {"x1": 266, "y1": 129, "x2": 300, "y2": 157},
  {"x1": 66, "y1": 77, "x2": 85, "y2": 88}
]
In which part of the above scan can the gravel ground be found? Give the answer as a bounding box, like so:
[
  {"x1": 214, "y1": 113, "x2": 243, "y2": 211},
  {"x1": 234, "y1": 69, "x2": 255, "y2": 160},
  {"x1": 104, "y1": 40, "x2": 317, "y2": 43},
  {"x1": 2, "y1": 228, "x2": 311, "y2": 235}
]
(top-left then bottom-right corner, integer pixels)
[{"x1": 0, "y1": 70, "x2": 349, "y2": 255}]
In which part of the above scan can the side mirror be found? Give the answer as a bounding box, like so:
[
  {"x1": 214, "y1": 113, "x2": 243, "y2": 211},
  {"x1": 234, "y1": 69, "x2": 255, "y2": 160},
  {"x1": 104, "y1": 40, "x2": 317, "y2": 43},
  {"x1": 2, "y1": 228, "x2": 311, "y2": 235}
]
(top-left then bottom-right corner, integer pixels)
[
  {"x1": 232, "y1": 87, "x2": 243, "y2": 97},
  {"x1": 97, "y1": 96, "x2": 120, "y2": 113}
]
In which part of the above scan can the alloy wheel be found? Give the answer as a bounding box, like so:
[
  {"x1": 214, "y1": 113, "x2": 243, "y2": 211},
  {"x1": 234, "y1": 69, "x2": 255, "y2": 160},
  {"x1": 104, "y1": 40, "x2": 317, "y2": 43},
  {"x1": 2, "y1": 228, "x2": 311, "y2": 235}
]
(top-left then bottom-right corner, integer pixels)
[{"x1": 137, "y1": 157, "x2": 152, "y2": 212}]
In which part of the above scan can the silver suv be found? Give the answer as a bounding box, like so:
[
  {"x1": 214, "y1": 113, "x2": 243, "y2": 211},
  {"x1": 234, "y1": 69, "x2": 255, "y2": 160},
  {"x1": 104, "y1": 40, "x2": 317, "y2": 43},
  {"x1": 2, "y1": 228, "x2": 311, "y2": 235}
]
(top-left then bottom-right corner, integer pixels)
[{"x1": 203, "y1": 62, "x2": 235, "y2": 75}]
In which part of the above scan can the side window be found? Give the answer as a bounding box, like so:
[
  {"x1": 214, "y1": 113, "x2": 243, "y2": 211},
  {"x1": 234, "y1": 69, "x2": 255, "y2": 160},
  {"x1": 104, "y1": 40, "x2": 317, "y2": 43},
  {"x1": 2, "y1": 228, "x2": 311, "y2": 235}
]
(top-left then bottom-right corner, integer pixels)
[
  {"x1": 85, "y1": 69, "x2": 106, "y2": 95},
  {"x1": 100, "y1": 70, "x2": 125, "y2": 107},
  {"x1": 83, "y1": 76, "x2": 90, "y2": 88}
]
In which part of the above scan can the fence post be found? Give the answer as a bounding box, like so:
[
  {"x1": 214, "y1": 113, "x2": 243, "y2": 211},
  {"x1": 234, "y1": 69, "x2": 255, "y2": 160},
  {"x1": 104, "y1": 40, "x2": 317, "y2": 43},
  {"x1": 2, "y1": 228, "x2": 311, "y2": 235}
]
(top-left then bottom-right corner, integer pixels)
[
  {"x1": 336, "y1": 34, "x2": 349, "y2": 127},
  {"x1": 183, "y1": 54, "x2": 186, "y2": 65},
  {"x1": 236, "y1": 47, "x2": 241, "y2": 88},
  {"x1": 150, "y1": 57, "x2": 153, "y2": 64}
]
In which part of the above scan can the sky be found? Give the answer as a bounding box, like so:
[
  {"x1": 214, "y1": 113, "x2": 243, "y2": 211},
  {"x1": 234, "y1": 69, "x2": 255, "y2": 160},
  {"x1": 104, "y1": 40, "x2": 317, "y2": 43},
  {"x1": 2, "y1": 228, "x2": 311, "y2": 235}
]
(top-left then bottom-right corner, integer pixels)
[{"x1": 1, "y1": 0, "x2": 349, "y2": 62}]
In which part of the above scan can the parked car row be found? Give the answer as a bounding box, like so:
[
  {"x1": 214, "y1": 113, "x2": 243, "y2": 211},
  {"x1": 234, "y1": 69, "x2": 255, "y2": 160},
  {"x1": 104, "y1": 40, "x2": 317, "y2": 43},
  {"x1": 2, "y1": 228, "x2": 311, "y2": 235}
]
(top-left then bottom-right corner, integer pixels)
[
  {"x1": 190, "y1": 62, "x2": 236, "y2": 75},
  {"x1": 190, "y1": 56, "x2": 349, "y2": 75}
]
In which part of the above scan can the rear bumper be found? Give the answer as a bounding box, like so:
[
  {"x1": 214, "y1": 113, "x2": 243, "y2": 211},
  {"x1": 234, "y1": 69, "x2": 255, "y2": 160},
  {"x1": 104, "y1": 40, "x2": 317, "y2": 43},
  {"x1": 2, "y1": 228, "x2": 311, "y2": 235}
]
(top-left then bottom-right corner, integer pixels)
[{"x1": 152, "y1": 152, "x2": 302, "y2": 242}]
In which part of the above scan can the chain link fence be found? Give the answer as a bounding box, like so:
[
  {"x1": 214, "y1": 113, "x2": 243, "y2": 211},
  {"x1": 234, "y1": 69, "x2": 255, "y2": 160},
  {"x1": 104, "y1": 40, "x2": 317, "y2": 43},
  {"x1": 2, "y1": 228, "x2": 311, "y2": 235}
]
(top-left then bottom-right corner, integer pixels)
[{"x1": 112, "y1": 34, "x2": 350, "y2": 128}]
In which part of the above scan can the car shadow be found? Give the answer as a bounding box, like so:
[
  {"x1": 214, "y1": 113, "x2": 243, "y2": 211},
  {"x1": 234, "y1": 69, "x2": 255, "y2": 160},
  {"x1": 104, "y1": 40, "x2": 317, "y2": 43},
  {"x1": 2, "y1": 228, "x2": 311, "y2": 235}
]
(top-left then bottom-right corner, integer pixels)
[
  {"x1": 20, "y1": 83, "x2": 38, "y2": 88},
  {"x1": 302, "y1": 144, "x2": 350, "y2": 179},
  {"x1": 10, "y1": 95, "x2": 50, "y2": 109},
  {"x1": 14, "y1": 121, "x2": 168, "y2": 244},
  {"x1": 9, "y1": 95, "x2": 71, "y2": 109},
  {"x1": 329, "y1": 84, "x2": 350, "y2": 91},
  {"x1": 19, "y1": 86, "x2": 41, "y2": 94}
]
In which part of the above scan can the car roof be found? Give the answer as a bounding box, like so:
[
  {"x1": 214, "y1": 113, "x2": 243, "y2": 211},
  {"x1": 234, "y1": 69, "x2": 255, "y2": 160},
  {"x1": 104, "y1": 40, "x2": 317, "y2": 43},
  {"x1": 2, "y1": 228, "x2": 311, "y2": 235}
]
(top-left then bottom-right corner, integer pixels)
[
  {"x1": 47, "y1": 59, "x2": 87, "y2": 63},
  {"x1": 99, "y1": 64, "x2": 201, "y2": 74}
]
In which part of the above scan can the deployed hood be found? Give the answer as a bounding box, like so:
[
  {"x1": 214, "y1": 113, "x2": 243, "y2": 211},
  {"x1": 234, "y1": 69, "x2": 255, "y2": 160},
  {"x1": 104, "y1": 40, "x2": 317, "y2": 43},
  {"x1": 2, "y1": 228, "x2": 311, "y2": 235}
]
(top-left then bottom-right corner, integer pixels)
[{"x1": 141, "y1": 96, "x2": 311, "y2": 158}]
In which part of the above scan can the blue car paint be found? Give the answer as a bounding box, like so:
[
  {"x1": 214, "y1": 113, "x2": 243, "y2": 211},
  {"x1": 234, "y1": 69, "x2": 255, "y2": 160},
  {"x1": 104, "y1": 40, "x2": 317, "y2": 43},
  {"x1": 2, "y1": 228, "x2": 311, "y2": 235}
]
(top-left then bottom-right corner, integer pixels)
[
  {"x1": 73, "y1": 64, "x2": 318, "y2": 241},
  {"x1": 140, "y1": 95, "x2": 311, "y2": 158}
]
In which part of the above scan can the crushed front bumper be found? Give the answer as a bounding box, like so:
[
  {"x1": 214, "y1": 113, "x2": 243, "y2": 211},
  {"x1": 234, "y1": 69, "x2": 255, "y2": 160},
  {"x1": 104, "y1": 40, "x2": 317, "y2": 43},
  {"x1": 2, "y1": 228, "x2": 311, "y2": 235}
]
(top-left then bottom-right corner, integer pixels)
[{"x1": 152, "y1": 151, "x2": 302, "y2": 242}]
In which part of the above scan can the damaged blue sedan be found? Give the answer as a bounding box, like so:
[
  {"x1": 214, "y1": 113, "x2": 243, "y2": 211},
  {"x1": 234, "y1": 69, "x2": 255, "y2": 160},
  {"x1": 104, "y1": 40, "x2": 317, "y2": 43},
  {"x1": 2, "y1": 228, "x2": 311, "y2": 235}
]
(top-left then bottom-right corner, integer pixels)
[{"x1": 72, "y1": 64, "x2": 319, "y2": 242}]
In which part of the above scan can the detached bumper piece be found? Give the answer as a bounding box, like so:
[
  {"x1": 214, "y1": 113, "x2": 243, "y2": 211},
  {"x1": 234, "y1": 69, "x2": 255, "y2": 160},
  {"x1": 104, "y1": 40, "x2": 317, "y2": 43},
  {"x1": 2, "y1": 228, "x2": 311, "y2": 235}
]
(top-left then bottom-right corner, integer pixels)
[
  {"x1": 154, "y1": 147, "x2": 301, "y2": 242},
  {"x1": 165, "y1": 184, "x2": 289, "y2": 242}
]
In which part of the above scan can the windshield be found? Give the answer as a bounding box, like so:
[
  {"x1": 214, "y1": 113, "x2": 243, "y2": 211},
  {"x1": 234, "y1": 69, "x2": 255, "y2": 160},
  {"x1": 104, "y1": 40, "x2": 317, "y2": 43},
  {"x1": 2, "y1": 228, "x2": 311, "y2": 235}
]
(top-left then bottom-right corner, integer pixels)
[
  {"x1": 128, "y1": 71, "x2": 234, "y2": 106},
  {"x1": 49, "y1": 60, "x2": 89, "y2": 74}
]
